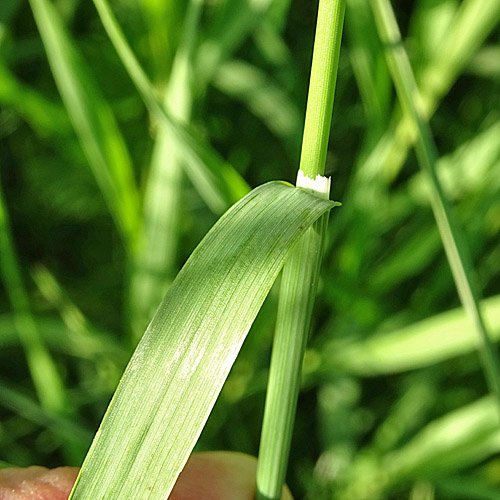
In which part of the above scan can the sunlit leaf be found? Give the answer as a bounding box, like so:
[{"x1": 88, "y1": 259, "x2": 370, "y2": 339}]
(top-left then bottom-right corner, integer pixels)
[{"x1": 69, "y1": 182, "x2": 335, "y2": 499}]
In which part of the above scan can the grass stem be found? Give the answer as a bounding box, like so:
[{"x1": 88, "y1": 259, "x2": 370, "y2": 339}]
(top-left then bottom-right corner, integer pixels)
[
  {"x1": 299, "y1": 0, "x2": 346, "y2": 179},
  {"x1": 256, "y1": 1, "x2": 345, "y2": 498},
  {"x1": 370, "y1": 0, "x2": 500, "y2": 407}
]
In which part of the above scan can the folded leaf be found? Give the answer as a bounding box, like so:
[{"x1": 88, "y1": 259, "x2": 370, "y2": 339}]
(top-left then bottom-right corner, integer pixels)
[{"x1": 69, "y1": 181, "x2": 336, "y2": 500}]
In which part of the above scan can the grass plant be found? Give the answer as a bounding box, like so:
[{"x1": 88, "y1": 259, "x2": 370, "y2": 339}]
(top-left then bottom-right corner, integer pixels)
[
  {"x1": 0, "y1": 1, "x2": 499, "y2": 499},
  {"x1": 256, "y1": 0, "x2": 345, "y2": 498},
  {"x1": 370, "y1": 0, "x2": 500, "y2": 406},
  {"x1": 68, "y1": 183, "x2": 334, "y2": 499}
]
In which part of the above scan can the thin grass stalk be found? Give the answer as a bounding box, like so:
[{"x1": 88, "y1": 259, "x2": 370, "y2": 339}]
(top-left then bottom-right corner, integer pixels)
[
  {"x1": 369, "y1": 0, "x2": 500, "y2": 406},
  {"x1": 359, "y1": 0, "x2": 500, "y2": 185},
  {"x1": 298, "y1": 0, "x2": 345, "y2": 180},
  {"x1": 256, "y1": 0, "x2": 345, "y2": 498}
]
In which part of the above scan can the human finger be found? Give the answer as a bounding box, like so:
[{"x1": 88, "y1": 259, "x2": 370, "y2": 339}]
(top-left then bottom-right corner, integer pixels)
[{"x1": 0, "y1": 452, "x2": 293, "y2": 500}]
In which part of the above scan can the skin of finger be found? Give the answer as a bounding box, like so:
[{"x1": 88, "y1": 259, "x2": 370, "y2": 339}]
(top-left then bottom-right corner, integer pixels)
[
  {"x1": 0, "y1": 466, "x2": 78, "y2": 500},
  {"x1": 171, "y1": 451, "x2": 294, "y2": 500},
  {"x1": 0, "y1": 452, "x2": 294, "y2": 500}
]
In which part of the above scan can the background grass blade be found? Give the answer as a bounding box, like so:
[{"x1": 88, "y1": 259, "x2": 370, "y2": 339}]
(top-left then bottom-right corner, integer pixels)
[
  {"x1": 0, "y1": 382, "x2": 91, "y2": 453},
  {"x1": 31, "y1": 265, "x2": 127, "y2": 367},
  {"x1": 213, "y1": 59, "x2": 302, "y2": 155},
  {"x1": 370, "y1": 0, "x2": 500, "y2": 406},
  {"x1": 0, "y1": 181, "x2": 85, "y2": 462},
  {"x1": 196, "y1": 0, "x2": 274, "y2": 87},
  {"x1": 358, "y1": 0, "x2": 500, "y2": 190},
  {"x1": 139, "y1": 0, "x2": 180, "y2": 81},
  {"x1": 0, "y1": 184, "x2": 65, "y2": 414},
  {"x1": 328, "y1": 294, "x2": 500, "y2": 375},
  {"x1": 346, "y1": 0, "x2": 391, "y2": 149},
  {"x1": 69, "y1": 182, "x2": 334, "y2": 500},
  {"x1": 28, "y1": 0, "x2": 141, "y2": 252},
  {"x1": 91, "y1": 0, "x2": 250, "y2": 215},
  {"x1": 339, "y1": 397, "x2": 500, "y2": 499},
  {"x1": 129, "y1": 0, "x2": 203, "y2": 336},
  {"x1": 0, "y1": 62, "x2": 70, "y2": 136}
]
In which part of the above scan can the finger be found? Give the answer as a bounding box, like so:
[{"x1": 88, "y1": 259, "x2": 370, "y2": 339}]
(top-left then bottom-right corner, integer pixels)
[
  {"x1": 171, "y1": 451, "x2": 294, "y2": 500},
  {"x1": 0, "y1": 466, "x2": 78, "y2": 500},
  {"x1": 0, "y1": 452, "x2": 293, "y2": 500}
]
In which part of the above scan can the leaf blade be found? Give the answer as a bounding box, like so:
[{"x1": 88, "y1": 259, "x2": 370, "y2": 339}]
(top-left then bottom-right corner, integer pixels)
[
  {"x1": 330, "y1": 294, "x2": 500, "y2": 375},
  {"x1": 69, "y1": 181, "x2": 335, "y2": 500},
  {"x1": 28, "y1": 0, "x2": 141, "y2": 250}
]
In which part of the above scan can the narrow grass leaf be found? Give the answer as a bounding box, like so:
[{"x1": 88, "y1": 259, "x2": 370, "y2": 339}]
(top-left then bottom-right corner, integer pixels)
[
  {"x1": 91, "y1": 0, "x2": 250, "y2": 214},
  {"x1": 0, "y1": 185, "x2": 66, "y2": 414},
  {"x1": 330, "y1": 294, "x2": 500, "y2": 375},
  {"x1": 69, "y1": 182, "x2": 335, "y2": 500},
  {"x1": 130, "y1": 0, "x2": 203, "y2": 336},
  {"x1": 370, "y1": 0, "x2": 500, "y2": 406},
  {"x1": 28, "y1": 0, "x2": 141, "y2": 251}
]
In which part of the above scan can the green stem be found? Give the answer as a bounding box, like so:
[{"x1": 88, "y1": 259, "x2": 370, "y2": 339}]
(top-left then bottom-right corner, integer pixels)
[
  {"x1": 299, "y1": 0, "x2": 346, "y2": 178},
  {"x1": 370, "y1": 0, "x2": 500, "y2": 406},
  {"x1": 256, "y1": 1, "x2": 345, "y2": 499}
]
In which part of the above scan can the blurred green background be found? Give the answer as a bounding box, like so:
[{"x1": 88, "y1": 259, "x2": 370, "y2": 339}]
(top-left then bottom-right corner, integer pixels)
[{"x1": 1, "y1": 0, "x2": 500, "y2": 498}]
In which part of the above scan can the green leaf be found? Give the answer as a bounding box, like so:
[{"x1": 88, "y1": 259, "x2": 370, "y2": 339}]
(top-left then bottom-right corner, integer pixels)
[
  {"x1": 370, "y1": 0, "x2": 500, "y2": 402},
  {"x1": 29, "y1": 0, "x2": 141, "y2": 251},
  {"x1": 130, "y1": 0, "x2": 203, "y2": 336},
  {"x1": 91, "y1": 0, "x2": 250, "y2": 215},
  {"x1": 69, "y1": 181, "x2": 335, "y2": 500},
  {"x1": 329, "y1": 294, "x2": 500, "y2": 375}
]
